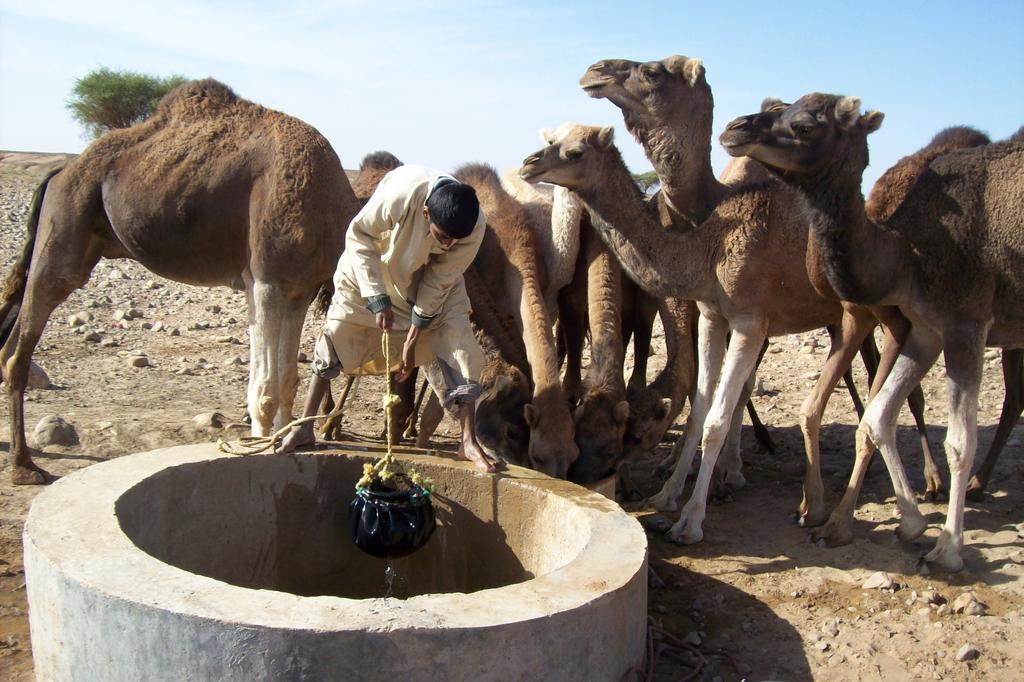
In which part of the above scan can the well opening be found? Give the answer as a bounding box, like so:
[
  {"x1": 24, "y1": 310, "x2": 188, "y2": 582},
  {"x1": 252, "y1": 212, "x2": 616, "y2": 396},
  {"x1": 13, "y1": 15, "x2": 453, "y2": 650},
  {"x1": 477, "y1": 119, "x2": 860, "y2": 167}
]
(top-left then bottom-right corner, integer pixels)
[{"x1": 115, "y1": 453, "x2": 591, "y2": 599}]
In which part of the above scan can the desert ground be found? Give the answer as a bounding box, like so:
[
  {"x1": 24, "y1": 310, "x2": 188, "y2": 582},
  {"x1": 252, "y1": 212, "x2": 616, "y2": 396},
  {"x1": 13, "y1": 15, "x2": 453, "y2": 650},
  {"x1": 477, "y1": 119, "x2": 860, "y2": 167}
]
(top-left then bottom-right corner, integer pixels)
[{"x1": 0, "y1": 154, "x2": 1022, "y2": 681}]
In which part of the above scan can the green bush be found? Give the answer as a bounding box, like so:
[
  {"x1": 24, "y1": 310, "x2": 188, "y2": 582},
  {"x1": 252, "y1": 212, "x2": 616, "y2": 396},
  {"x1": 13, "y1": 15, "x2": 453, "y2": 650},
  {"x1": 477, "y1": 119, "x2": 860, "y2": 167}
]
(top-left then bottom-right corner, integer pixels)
[
  {"x1": 66, "y1": 68, "x2": 188, "y2": 139},
  {"x1": 632, "y1": 171, "x2": 660, "y2": 192}
]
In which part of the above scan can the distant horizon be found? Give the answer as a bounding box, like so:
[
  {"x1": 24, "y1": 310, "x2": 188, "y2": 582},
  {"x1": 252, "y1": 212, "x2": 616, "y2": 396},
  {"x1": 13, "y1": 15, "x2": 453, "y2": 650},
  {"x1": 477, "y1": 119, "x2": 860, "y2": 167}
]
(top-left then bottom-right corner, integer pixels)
[{"x1": 2, "y1": 1, "x2": 1022, "y2": 191}]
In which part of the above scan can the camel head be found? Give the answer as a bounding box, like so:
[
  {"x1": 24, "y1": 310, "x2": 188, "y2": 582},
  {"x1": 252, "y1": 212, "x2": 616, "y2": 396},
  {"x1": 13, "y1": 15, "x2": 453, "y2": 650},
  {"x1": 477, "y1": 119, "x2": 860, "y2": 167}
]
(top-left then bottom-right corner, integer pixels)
[
  {"x1": 568, "y1": 391, "x2": 630, "y2": 484},
  {"x1": 720, "y1": 93, "x2": 884, "y2": 180},
  {"x1": 475, "y1": 373, "x2": 532, "y2": 468},
  {"x1": 623, "y1": 389, "x2": 674, "y2": 460},
  {"x1": 579, "y1": 56, "x2": 709, "y2": 138},
  {"x1": 519, "y1": 123, "x2": 615, "y2": 192},
  {"x1": 523, "y1": 385, "x2": 580, "y2": 479}
]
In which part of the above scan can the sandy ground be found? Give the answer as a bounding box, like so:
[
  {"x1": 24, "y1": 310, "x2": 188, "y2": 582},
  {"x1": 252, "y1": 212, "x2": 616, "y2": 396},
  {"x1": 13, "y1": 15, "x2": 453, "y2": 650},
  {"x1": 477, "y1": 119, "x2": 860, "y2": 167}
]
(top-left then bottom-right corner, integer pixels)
[{"x1": 0, "y1": 158, "x2": 1021, "y2": 681}]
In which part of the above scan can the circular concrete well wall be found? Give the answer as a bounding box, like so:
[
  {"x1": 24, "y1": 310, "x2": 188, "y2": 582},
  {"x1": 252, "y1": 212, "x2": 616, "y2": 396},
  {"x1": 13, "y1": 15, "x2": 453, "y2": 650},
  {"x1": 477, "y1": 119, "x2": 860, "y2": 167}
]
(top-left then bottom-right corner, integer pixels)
[{"x1": 24, "y1": 443, "x2": 647, "y2": 681}]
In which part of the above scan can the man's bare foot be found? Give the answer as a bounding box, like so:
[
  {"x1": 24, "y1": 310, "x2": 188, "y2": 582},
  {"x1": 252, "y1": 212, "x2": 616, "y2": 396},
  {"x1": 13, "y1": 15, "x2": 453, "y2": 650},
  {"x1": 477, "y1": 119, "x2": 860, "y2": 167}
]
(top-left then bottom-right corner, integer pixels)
[
  {"x1": 459, "y1": 439, "x2": 504, "y2": 473},
  {"x1": 278, "y1": 422, "x2": 316, "y2": 454},
  {"x1": 12, "y1": 461, "x2": 53, "y2": 485}
]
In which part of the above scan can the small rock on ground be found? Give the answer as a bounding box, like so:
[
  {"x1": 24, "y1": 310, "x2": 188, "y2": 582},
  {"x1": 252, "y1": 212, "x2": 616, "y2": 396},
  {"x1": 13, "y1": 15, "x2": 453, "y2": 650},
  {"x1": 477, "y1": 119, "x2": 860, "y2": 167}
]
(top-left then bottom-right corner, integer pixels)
[{"x1": 32, "y1": 415, "x2": 78, "y2": 447}]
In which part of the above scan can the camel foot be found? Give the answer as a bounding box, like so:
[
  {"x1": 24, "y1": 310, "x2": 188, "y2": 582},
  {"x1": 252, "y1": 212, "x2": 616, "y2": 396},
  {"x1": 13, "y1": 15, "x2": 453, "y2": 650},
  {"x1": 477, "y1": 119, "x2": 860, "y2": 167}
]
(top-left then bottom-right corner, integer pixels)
[
  {"x1": 794, "y1": 506, "x2": 828, "y2": 528},
  {"x1": 895, "y1": 510, "x2": 928, "y2": 543},
  {"x1": 278, "y1": 423, "x2": 316, "y2": 454},
  {"x1": 647, "y1": 487, "x2": 679, "y2": 512},
  {"x1": 808, "y1": 514, "x2": 855, "y2": 547},
  {"x1": 965, "y1": 477, "x2": 987, "y2": 503},
  {"x1": 12, "y1": 462, "x2": 52, "y2": 486},
  {"x1": 710, "y1": 482, "x2": 735, "y2": 505},
  {"x1": 723, "y1": 468, "x2": 746, "y2": 491},
  {"x1": 458, "y1": 442, "x2": 504, "y2": 473},
  {"x1": 919, "y1": 486, "x2": 947, "y2": 503},
  {"x1": 666, "y1": 509, "x2": 704, "y2": 545},
  {"x1": 916, "y1": 544, "x2": 964, "y2": 574}
]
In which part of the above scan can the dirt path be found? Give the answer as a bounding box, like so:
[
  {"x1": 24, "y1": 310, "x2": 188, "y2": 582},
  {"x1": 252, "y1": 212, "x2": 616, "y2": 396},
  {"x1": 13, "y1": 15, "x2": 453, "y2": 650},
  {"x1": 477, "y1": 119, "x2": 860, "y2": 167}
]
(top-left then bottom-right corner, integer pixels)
[{"x1": 1, "y1": 160, "x2": 1021, "y2": 680}]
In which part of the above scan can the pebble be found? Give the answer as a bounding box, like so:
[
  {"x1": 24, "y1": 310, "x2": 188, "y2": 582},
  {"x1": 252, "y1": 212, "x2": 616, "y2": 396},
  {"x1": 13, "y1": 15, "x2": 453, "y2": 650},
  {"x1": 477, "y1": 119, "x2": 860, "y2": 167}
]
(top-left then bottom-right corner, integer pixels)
[
  {"x1": 816, "y1": 641, "x2": 830, "y2": 652},
  {"x1": 226, "y1": 356, "x2": 245, "y2": 366},
  {"x1": 684, "y1": 632, "x2": 702, "y2": 646},
  {"x1": 936, "y1": 604, "x2": 951, "y2": 617},
  {"x1": 66, "y1": 312, "x2": 90, "y2": 327},
  {"x1": 175, "y1": 368, "x2": 196, "y2": 376},
  {"x1": 821, "y1": 619, "x2": 840, "y2": 638},
  {"x1": 215, "y1": 335, "x2": 242, "y2": 345},
  {"x1": 100, "y1": 337, "x2": 119, "y2": 348},
  {"x1": 83, "y1": 331, "x2": 102, "y2": 343},
  {"x1": 192, "y1": 412, "x2": 226, "y2": 429},
  {"x1": 955, "y1": 645, "x2": 979, "y2": 662},
  {"x1": 129, "y1": 355, "x2": 151, "y2": 368},
  {"x1": 27, "y1": 362, "x2": 51, "y2": 389},
  {"x1": 951, "y1": 592, "x2": 986, "y2": 615},
  {"x1": 862, "y1": 571, "x2": 894, "y2": 590},
  {"x1": 206, "y1": 305, "x2": 222, "y2": 314},
  {"x1": 297, "y1": 351, "x2": 309, "y2": 363},
  {"x1": 151, "y1": 321, "x2": 164, "y2": 332},
  {"x1": 169, "y1": 327, "x2": 181, "y2": 337},
  {"x1": 32, "y1": 415, "x2": 79, "y2": 447}
]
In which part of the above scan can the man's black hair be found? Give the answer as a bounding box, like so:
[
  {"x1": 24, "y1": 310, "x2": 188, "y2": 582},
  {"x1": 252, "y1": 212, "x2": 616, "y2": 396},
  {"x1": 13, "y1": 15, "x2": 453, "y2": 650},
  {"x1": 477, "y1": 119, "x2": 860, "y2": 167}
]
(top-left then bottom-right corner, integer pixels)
[{"x1": 426, "y1": 182, "x2": 479, "y2": 239}]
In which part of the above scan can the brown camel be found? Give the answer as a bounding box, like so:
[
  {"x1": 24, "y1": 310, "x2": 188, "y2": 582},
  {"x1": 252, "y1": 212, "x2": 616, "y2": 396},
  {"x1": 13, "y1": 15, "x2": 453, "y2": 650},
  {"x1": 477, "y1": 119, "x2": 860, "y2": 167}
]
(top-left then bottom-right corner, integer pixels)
[
  {"x1": 520, "y1": 123, "x2": 846, "y2": 545},
  {"x1": 865, "y1": 126, "x2": 1023, "y2": 501},
  {"x1": 0, "y1": 79, "x2": 358, "y2": 484},
  {"x1": 451, "y1": 163, "x2": 579, "y2": 477},
  {"x1": 567, "y1": 224, "x2": 631, "y2": 482},
  {"x1": 581, "y1": 55, "x2": 939, "y2": 521},
  {"x1": 723, "y1": 93, "x2": 1023, "y2": 571}
]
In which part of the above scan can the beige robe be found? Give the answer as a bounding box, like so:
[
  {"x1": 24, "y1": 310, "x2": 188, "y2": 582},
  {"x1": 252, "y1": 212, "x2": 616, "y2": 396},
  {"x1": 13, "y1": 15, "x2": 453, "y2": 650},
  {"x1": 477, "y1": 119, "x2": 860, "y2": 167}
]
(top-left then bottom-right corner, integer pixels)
[{"x1": 325, "y1": 165, "x2": 485, "y2": 378}]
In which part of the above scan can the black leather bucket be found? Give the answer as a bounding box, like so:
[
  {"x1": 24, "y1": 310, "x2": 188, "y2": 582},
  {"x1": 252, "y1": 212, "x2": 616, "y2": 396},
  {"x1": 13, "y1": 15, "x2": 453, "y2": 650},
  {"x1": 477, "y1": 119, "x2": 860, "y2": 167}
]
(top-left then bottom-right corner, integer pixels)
[{"x1": 349, "y1": 480, "x2": 436, "y2": 558}]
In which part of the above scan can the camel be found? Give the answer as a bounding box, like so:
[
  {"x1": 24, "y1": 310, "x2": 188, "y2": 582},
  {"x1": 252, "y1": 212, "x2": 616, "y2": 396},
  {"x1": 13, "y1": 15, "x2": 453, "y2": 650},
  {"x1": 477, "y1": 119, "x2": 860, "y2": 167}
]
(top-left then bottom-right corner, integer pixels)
[
  {"x1": 865, "y1": 126, "x2": 1024, "y2": 501},
  {"x1": 520, "y1": 123, "x2": 850, "y2": 546},
  {"x1": 0, "y1": 79, "x2": 359, "y2": 484},
  {"x1": 567, "y1": 224, "x2": 631, "y2": 482},
  {"x1": 723, "y1": 93, "x2": 1023, "y2": 571},
  {"x1": 452, "y1": 163, "x2": 579, "y2": 477},
  {"x1": 580, "y1": 55, "x2": 939, "y2": 522}
]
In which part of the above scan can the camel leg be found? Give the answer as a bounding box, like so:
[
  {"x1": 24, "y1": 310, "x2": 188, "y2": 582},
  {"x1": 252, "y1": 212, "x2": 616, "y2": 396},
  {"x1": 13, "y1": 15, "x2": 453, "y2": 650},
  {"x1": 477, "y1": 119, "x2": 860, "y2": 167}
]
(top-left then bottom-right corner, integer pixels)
[
  {"x1": 747, "y1": 338, "x2": 776, "y2": 454},
  {"x1": 666, "y1": 321, "x2": 766, "y2": 545},
  {"x1": 966, "y1": 348, "x2": 1023, "y2": 500},
  {"x1": 557, "y1": 268, "x2": 586, "y2": 400},
  {"x1": 920, "y1": 322, "x2": 987, "y2": 573},
  {"x1": 2, "y1": 230, "x2": 103, "y2": 484},
  {"x1": 403, "y1": 375, "x2": 430, "y2": 439},
  {"x1": 320, "y1": 375, "x2": 355, "y2": 441},
  {"x1": 797, "y1": 308, "x2": 875, "y2": 528},
  {"x1": 246, "y1": 280, "x2": 289, "y2": 436},
  {"x1": 625, "y1": 288, "x2": 657, "y2": 390},
  {"x1": 715, "y1": 367, "x2": 756, "y2": 496},
  {"x1": 649, "y1": 310, "x2": 727, "y2": 512},
  {"x1": 271, "y1": 296, "x2": 309, "y2": 431},
  {"x1": 811, "y1": 324, "x2": 942, "y2": 548}
]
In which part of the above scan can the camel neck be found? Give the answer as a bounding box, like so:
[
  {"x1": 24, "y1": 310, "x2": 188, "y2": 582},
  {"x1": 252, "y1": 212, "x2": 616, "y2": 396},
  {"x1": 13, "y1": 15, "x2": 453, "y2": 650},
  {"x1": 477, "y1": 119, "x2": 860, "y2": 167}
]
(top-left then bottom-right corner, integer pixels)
[
  {"x1": 797, "y1": 167, "x2": 909, "y2": 306},
  {"x1": 639, "y1": 123, "x2": 726, "y2": 229},
  {"x1": 574, "y1": 149, "x2": 711, "y2": 300},
  {"x1": 585, "y1": 237, "x2": 625, "y2": 390}
]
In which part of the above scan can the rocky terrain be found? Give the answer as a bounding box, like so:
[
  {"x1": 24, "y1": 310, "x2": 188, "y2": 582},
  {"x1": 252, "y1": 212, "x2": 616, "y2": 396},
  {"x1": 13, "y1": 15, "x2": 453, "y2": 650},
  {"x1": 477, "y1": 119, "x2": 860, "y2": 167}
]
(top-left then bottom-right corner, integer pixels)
[{"x1": 0, "y1": 156, "x2": 1022, "y2": 680}]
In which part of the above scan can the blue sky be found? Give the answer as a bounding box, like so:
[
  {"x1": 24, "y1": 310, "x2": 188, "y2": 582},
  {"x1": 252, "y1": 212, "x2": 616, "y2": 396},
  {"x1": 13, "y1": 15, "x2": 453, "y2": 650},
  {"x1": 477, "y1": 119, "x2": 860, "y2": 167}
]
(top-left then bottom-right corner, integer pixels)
[{"x1": 1, "y1": 1, "x2": 1021, "y2": 190}]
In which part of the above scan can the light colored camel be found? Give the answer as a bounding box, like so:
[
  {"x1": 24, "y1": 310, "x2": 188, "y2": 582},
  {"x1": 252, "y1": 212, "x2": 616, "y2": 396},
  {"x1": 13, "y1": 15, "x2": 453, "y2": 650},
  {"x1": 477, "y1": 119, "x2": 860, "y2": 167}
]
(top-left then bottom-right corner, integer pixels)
[
  {"x1": 724, "y1": 93, "x2": 1023, "y2": 571},
  {"x1": 0, "y1": 79, "x2": 358, "y2": 484},
  {"x1": 581, "y1": 55, "x2": 938, "y2": 522},
  {"x1": 520, "y1": 123, "x2": 845, "y2": 545}
]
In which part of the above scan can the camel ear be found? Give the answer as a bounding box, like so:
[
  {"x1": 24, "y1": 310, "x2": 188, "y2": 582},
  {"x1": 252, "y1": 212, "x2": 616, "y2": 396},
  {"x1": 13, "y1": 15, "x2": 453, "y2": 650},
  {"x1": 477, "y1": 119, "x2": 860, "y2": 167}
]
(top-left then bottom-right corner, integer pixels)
[
  {"x1": 596, "y1": 126, "x2": 615, "y2": 149},
  {"x1": 540, "y1": 128, "x2": 555, "y2": 145},
  {"x1": 523, "y1": 403, "x2": 539, "y2": 428},
  {"x1": 665, "y1": 56, "x2": 705, "y2": 87},
  {"x1": 655, "y1": 397, "x2": 672, "y2": 421},
  {"x1": 761, "y1": 97, "x2": 785, "y2": 113},
  {"x1": 835, "y1": 96, "x2": 862, "y2": 130},
  {"x1": 613, "y1": 400, "x2": 630, "y2": 424},
  {"x1": 860, "y1": 110, "x2": 885, "y2": 135},
  {"x1": 493, "y1": 374, "x2": 513, "y2": 394}
]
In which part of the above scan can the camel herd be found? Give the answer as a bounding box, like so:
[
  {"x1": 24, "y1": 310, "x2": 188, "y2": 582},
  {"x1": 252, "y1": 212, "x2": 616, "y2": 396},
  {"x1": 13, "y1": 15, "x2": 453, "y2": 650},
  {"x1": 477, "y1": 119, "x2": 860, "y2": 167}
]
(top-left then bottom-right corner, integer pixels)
[{"x1": 1, "y1": 57, "x2": 1021, "y2": 574}]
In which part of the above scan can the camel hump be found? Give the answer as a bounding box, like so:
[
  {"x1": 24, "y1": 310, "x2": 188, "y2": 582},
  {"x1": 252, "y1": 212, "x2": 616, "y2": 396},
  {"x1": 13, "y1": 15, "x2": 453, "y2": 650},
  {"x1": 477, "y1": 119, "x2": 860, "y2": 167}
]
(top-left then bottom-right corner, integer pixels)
[
  {"x1": 359, "y1": 151, "x2": 403, "y2": 172},
  {"x1": 353, "y1": 151, "x2": 403, "y2": 202},
  {"x1": 454, "y1": 162, "x2": 501, "y2": 187},
  {"x1": 154, "y1": 78, "x2": 240, "y2": 118},
  {"x1": 866, "y1": 125, "x2": 990, "y2": 223}
]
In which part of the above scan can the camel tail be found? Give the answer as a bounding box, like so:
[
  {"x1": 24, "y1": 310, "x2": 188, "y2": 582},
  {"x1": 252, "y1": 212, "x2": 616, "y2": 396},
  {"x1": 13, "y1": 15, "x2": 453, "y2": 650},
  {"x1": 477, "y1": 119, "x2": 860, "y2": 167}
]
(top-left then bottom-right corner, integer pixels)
[{"x1": 0, "y1": 166, "x2": 63, "y2": 350}]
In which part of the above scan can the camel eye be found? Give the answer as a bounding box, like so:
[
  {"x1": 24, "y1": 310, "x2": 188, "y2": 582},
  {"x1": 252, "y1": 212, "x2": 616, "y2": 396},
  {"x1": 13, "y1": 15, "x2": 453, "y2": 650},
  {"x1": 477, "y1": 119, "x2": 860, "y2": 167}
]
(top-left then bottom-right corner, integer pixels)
[
  {"x1": 641, "y1": 66, "x2": 660, "y2": 80},
  {"x1": 565, "y1": 147, "x2": 584, "y2": 160}
]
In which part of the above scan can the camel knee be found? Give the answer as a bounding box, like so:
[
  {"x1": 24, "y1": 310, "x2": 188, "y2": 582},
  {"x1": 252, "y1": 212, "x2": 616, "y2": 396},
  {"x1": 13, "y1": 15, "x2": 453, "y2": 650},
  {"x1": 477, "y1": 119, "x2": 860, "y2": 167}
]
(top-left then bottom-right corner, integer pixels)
[
  {"x1": 701, "y1": 414, "x2": 730, "y2": 454},
  {"x1": 249, "y1": 388, "x2": 279, "y2": 436}
]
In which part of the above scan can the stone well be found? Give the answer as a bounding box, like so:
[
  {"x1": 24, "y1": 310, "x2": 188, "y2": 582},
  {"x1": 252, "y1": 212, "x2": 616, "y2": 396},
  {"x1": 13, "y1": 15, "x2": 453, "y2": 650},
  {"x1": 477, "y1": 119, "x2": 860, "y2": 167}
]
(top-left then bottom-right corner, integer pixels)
[{"x1": 24, "y1": 443, "x2": 647, "y2": 680}]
